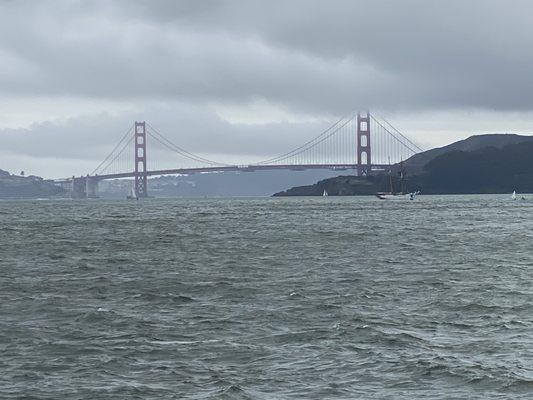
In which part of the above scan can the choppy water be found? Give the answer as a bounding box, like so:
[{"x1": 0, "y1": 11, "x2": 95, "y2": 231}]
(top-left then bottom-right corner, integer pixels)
[{"x1": 1, "y1": 196, "x2": 532, "y2": 399}]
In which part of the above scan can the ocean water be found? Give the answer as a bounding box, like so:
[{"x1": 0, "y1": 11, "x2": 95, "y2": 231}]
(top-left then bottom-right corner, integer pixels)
[{"x1": 1, "y1": 196, "x2": 532, "y2": 399}]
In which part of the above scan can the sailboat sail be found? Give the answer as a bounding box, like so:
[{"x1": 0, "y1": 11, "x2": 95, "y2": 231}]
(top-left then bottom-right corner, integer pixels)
[
  {"x1": 376, "y1": 162, "x2": 419, "y2": 200},
  {"x1": 127, "y1": 183, "x2": 138, "y2": 200}
]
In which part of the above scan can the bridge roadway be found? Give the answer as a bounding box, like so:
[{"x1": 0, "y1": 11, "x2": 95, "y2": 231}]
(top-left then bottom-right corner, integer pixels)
[
  {"x1": 51, "y1": 163, "x2": 393, "y2": 198},
  {"x1": 52, "y1": 163, "x2": 391, "y2": 183}
]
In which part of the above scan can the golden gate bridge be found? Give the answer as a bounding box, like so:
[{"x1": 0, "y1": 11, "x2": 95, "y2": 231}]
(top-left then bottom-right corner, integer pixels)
[{"x1": 55, "y1": 112, "x2": 422, "y2": 198}]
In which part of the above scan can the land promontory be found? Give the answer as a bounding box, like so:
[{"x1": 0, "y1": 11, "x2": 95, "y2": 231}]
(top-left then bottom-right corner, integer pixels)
[
  {"x1": 0, "y1": 169, "x2": 65, "y2": 198},
  {"x1": 274, "y1": 134, "x2": 533, "y2": 196}
]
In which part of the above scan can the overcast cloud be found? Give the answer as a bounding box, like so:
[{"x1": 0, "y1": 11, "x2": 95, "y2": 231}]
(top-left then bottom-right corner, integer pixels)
[{"x1": 1, "y1": 0, "x2": 533, "y2": 177}]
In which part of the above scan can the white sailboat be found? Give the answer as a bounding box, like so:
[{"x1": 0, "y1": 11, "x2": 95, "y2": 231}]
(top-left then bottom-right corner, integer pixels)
[
  {"x1": 127, "y1": 184, "x2": 138, "y2": 200},
  {"x1": 323, "y1": 189, "x2": 328, "y2": 197},
  {"x1": 512, "y1": 191, "x2": 517, "y2": 200},
  {"x1": 377, "y1": 191, "x2": 419, "y2": 201},
  {"x1": 376, "y1": 163, "x2": 419, "y2": 200}
]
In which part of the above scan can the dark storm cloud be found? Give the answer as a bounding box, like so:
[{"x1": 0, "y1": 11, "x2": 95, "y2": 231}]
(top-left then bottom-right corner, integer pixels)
[
  {"x1": 2, "y1": 0, "x2": 533, "y2": 176},
  {"x1": 1, "y1": 0, "x2": 533, "y2": 114},
  {"x1": 129, "y1": 0, "x2": 533, "y2": 111}
]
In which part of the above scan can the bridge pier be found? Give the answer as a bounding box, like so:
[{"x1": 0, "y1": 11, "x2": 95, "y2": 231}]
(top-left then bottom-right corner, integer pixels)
[
  {"x1": 71, "y1": 177, "x2": 87, "y2": 199},
  {"x1": 86, "y1": 177, "x2": 99, "y2": 198},
  {"x1": 357, "y1": 166, "x2": 370, "y2": 176}
]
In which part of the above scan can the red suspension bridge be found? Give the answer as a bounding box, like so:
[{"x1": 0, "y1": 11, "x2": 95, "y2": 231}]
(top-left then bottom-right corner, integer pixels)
[{"x1": 56, "y1": 112, "x2": 422, "y2": 198}]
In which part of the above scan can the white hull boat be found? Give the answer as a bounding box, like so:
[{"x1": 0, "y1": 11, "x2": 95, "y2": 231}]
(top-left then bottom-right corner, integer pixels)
[
  {"x1": 376, "y1": 162, "x2": 419, "y2": 201},
  {"x1": 376, "y1": 191, "x2": 419, "y2": 201}
]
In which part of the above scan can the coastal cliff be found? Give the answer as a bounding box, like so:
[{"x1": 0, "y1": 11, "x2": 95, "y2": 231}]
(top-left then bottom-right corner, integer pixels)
[{"x1": 0, "y1": 169, "x2": 65, "y2": 198}]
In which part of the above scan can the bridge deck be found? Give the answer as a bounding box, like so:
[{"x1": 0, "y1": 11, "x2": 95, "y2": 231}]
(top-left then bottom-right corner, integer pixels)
[{"x1": 53, "y1": 164, "x2": 391, "y2": 182}]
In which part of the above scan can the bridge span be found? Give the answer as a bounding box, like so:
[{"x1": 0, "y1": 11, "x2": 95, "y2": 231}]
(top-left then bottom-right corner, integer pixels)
[{"x1": 53, "y1": 112, "x2": 422, "y2": 198}]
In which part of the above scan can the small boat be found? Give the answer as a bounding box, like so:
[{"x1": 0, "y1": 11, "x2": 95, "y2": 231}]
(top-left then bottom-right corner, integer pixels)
[
  {"x1": 126, "y1": 185, "x2": 138, "y2": 200},
  {"x1": 323, "y1": 189, "x2": 328, "y2": 197},
  {"x1": 512, "y1": 191, "x2": 517, "y2": 200},
  {"x1": 376, "y1": 162, "x2": 419, "y2": 201},
  {"x1": 377, "y1": 191, "x2": 419, "y2": 200}
]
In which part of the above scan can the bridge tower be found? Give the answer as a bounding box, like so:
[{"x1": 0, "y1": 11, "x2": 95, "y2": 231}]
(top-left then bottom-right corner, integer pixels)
[
  {"x1": 134, "y1": 121, "x2": 148, "y2": 198},
  {"x1": 357, "y1": 112, "x2": 371, "y2": 175}
]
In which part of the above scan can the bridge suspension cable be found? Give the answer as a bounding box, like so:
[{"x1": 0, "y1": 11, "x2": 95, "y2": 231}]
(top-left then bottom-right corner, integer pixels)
[
  {"x1": 370, "y1": 113, "x2": 423, "y2": 153},
  {"x1": 91, "y1": 124, "x2": 134, "y2": 175},
  {"x1": 369, "y1": 115, "x2": 422, "y2": 164},
  {"x1": 253, "y1": 113, "x2": 356, "y2": 165},
  {"x1": 94, "y1": 136, "x2": 134, "y2": 176},
  {"x1": 145, "y1": 123, "x2": 231, "y2": 167}
]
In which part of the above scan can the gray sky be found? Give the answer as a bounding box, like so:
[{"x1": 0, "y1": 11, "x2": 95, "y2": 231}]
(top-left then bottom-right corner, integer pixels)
[{"x1": 2, "y1": 0, "x2": 533, "y2": 177}]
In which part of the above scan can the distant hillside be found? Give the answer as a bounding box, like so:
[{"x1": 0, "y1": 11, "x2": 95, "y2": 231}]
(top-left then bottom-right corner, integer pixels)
[
  {"x1": 275, "y1": 137, "x2": 533, "y2": 196},
  {"x1": 404, "y1": 133, "x2": 533, "y2": 172},
  {"x1": 0, "y1": 169, "x2": 65, "y2": 198},
  {"x1": 414, "y1": 141, "x2": 533, "y2": 194}
]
